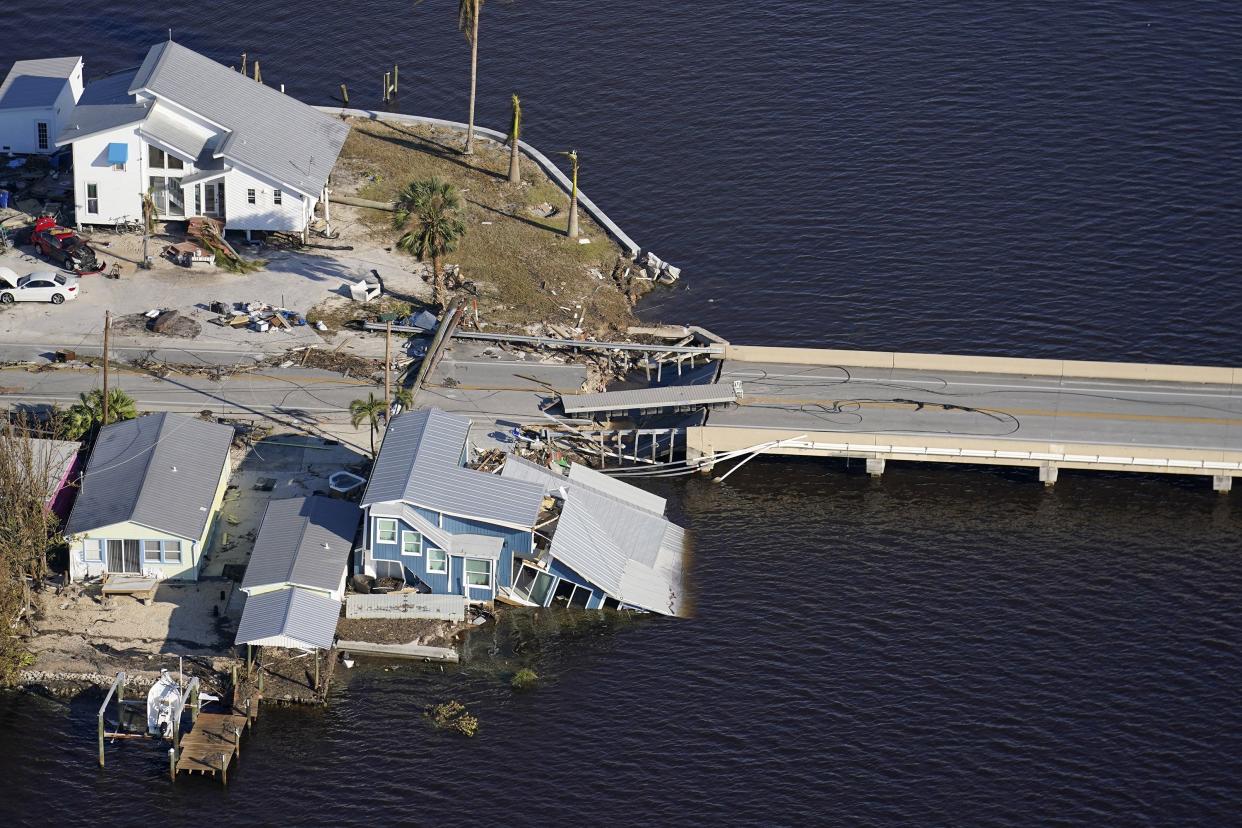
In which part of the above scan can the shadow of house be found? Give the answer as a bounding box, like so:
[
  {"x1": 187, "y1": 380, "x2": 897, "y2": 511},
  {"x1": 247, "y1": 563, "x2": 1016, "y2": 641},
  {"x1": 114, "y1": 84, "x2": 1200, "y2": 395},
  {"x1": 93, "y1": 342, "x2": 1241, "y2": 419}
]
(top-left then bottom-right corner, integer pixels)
[{"x1": 366, "y1": 126, "x2": 506, "y2": 182}]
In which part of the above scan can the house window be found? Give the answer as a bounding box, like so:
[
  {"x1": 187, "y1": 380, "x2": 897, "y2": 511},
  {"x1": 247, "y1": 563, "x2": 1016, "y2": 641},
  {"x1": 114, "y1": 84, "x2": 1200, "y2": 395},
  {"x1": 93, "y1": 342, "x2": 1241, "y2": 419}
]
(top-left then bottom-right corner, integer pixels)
[
  {"x1": 167, "y1": 155, "x2": 183, "y2": 171},
  {"x1": 375, "y1": 518, "x2": 397, "y2": 544},
  {"x1": 36, "y1": 122, "x2": 48, "y2": 150},
  {"x1": 149, "y1": 146, "x2": 165, "y2": 168},
  {"x1": 514, "y1": 563, "x2": 554, "y2": 605},
  {"x1": 401, "y1": 531, "x2": 422, "y2": 556},
  {"x1": 247, "y1": 189, "x2": 256, "y2": 205},
  {"x1": 273, "y1": 189, "x2": 282, "y2": 205},
  {"x1": 82, "y1": 539, "x2": 102, "y2": 562},
  {"x1": 86, "y1": 183, "x2": 99, "y2": 214},
  {"x1": 194, "y1": 185, "x2": 201, "y2": 215},
  {"x1": 204, "y1": 183, "x2": 217, "y2": 214},
  {"x1": 426, "y1": 548, "x2": 447, "y2": 574},
  {"x1": 164, "y1": 540, "x2": 183, "y2": 563},
  {"x1": 464, "y1": 558, "x2": 492, "y2": 587},
  {"x1": 143, "y1": 540, "x2": 162, "y2": 563}
]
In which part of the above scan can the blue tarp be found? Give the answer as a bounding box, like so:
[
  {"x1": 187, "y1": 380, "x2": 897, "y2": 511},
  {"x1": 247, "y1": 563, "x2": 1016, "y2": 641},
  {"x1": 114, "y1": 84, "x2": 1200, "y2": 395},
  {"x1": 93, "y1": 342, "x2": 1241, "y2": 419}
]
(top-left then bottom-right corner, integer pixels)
[{"x1": 106, "y1": 142, "x2": 128, "y2": 165}]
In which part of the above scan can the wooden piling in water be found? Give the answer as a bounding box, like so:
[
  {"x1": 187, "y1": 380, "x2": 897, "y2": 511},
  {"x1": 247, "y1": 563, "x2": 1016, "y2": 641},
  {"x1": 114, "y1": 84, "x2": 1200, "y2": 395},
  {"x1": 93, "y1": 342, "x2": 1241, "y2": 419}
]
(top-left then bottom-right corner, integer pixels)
[{"x1": 340, "y1": 83, "x2": 350, "y2": 105}]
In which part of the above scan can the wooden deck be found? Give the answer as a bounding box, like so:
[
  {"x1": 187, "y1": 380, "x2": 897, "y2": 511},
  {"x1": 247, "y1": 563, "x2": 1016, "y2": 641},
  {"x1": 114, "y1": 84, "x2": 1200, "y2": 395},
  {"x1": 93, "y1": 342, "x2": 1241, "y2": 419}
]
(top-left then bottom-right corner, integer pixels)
[
  {"x1": 172, "y1": 683, "x2": 260, "y2": 784},
  {"x1": 101, "y1": 574, "x2": 158, "y2": 605}
]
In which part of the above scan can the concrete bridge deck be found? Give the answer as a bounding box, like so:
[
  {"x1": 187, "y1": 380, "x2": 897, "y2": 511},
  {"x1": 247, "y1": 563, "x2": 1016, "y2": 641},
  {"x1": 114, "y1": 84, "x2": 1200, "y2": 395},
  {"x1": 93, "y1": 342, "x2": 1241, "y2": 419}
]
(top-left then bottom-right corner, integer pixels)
[{"x1": 689, "y1": 349, "x2": 1242, "y2": 489}]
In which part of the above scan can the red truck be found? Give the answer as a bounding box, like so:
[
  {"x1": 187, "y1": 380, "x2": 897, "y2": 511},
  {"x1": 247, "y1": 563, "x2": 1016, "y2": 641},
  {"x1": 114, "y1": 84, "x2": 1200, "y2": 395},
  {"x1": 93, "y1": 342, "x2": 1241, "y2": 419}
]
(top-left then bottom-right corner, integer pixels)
[{"x1": 31, "y1": 217, "x2": 103, "y2": 274}]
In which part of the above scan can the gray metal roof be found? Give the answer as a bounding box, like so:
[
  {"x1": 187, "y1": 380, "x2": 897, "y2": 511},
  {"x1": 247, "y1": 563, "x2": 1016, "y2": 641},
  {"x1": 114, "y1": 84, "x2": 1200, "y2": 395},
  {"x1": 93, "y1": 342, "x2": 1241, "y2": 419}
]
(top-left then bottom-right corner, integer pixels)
[
  {"x1": 141, "y1": 102, "x2": 210, "y2": 158},
  {"x1": 548, "y1": 486, "x2": 689, "y2": 616},
  {"x1": 449, "y1": 534, "x2": 505, "y2": 559},
  {"x1": 55, "y1": 103, "x2": 149, "y2": 145},
  {"x1": 0, "y1": 57, "x2": 79, "y2": 110},
  {"x1": 234, "y1": 587, "x2": 341, "y2": 650},
  {"x1": 560, "y1": 383, "x2": 739, "y2": 415},
  {"x1": 362, "y1": 408, "x2": 544, "y2": 530},
  {"x1": 242, "y1": 496, "x2": 359, "y2": 593},
  {"x1": 128, "y1": 41, "x2": 349, "y2": 196},
  {"x1": 500, "y1": 454, "x2": 568, "y2": 494},
  {"x1": 567, "y1": 463, "x2": 666, "y2": 514},
  {"x1": 78, "y1": 69, "x2": 139, "y2": 105},
  {"x1": 502, "y1": 455, "x2": 666, "y2": 514},
  {"x1": 64, "y1": 412, "x2": 234, "y2": 540}
]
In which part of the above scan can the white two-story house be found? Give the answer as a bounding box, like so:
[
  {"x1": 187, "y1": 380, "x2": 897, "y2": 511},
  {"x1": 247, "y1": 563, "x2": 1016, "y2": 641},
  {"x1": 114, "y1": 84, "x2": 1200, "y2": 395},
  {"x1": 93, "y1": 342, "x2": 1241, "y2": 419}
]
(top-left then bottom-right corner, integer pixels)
[{"x1": 54, "y1": 40, "x2": 349, "y2": 236}]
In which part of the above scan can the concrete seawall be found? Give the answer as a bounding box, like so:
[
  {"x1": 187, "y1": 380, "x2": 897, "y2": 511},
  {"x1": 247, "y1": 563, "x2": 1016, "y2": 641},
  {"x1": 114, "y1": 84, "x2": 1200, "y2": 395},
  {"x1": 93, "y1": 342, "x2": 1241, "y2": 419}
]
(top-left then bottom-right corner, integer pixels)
[
  {"x1": 318, "y1": 107, "x2": 641, "y2": 259},
  {"x1": 725, "y1": 344, "x2": 1242, "y2": 385}
]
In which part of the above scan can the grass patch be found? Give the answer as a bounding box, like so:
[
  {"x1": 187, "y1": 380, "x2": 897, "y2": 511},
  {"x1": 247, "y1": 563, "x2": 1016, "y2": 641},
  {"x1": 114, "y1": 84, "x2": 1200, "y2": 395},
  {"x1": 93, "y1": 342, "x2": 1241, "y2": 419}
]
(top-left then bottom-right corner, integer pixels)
[
  {"x1": 510, "y1": 667, "x2": 539, "y2": 691},
  {"x1": 305, "y1": 295, "x2": 415, "y2": 331},
  {"x1": 336, "y1": 118, "x2": 635, "y2": 334}
]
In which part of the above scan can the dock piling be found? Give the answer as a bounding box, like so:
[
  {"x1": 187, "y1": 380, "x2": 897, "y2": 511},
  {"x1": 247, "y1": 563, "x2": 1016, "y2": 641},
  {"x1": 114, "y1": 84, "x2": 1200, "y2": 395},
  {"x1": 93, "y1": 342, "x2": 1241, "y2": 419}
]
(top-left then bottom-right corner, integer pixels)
[{"x1": 340, "y1": 83, "x2": 350, "y2": 105}]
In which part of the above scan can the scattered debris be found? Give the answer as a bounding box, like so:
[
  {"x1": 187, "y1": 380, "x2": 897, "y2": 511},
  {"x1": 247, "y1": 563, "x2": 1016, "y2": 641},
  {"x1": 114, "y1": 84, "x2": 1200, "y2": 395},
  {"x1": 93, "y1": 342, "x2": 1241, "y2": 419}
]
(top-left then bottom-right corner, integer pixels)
[{"x1": 427, "y1": 700, "x2": 479, "y2": 737}]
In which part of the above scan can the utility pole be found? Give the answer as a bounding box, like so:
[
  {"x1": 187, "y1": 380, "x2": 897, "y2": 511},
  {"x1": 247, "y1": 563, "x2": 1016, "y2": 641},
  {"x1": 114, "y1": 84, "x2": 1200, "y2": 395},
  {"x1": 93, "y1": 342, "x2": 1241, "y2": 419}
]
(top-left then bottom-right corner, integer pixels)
[
  {"x1": 384, "y1": 321, "x2": 392, "y2": 418},
  {"x1": 102, "y1": 310, "x2": 111, "y2": 426}
]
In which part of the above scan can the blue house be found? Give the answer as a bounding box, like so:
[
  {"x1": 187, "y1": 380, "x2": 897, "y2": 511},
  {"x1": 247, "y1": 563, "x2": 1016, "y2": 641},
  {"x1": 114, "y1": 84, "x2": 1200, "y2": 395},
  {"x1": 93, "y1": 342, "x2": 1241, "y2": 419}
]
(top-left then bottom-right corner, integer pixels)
[{"x1": 359, "y1": 408, "x2": 545, "y2": 603}]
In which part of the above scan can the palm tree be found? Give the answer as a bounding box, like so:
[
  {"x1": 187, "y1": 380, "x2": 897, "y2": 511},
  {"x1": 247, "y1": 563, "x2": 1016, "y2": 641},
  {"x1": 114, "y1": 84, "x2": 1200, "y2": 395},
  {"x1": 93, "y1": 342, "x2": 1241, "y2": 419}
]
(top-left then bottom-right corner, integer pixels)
[
  {"x1": 507, "y1": 93, "x2": 522, "y2": 184},
  {"x1": 350, "y1": 393, "x2": 387, "y2": 457},
  {"x1": 63, "y1": 389, "x2": 138, "y2": 440},
  {"x1": 558, "y1": 149, "x2": 580, "y2": 239},
  {"x1": 393, "y1": 177, "x2": 468, "y2": 310},
  {"x1": 459, "y1": 0, "x2": 484, "y2": 155},
  {"x1": 393, "y1": 387, "x2": 415, "y2": 412}
]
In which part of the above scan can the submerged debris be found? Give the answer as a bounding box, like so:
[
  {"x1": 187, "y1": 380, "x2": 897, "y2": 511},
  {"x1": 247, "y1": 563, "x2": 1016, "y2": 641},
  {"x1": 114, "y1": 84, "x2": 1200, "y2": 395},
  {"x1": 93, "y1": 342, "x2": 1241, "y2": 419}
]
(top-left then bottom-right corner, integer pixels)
[{"x1": 427, "y1": 700, "x2": 479, "y2": 737}]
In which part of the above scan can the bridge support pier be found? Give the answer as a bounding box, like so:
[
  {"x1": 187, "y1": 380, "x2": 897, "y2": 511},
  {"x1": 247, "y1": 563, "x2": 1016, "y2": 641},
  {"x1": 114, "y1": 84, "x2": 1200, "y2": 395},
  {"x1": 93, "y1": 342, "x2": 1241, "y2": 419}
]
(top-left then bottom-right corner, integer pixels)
[
  {"x1": 1213, "y1": 474, "x2": 1233, "y2": 493},
  {"x1": 865, "y1": 458, "x2": 885, "y2": 477},
  {"x1": 1039, "y1": 463, "x2": 1058, "y2": 487}
]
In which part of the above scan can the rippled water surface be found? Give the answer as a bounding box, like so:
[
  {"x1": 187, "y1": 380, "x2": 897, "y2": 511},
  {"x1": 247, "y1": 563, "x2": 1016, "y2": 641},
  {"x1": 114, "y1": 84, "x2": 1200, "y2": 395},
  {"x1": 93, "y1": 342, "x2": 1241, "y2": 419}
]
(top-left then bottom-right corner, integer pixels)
[{"x1": 2, "y1": 2, "x2": 1241, "y2": 825}]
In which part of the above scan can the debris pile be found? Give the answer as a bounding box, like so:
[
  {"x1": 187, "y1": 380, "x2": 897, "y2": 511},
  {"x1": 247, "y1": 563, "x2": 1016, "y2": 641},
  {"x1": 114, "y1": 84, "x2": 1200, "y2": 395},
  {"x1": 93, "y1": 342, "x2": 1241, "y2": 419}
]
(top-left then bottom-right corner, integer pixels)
[{"x1": 208, "y1": 301, "x2": 309, "y2": 333}]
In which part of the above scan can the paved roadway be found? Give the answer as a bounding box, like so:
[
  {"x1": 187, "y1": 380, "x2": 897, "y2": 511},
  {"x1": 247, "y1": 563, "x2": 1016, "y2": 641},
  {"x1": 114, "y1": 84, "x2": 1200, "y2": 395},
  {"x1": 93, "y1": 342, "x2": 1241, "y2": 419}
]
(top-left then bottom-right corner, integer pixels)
[
  {"x1": 0, "y1": 366, "x2": 374, "y2": 426},
  {"x1": 713, "y1": 361, "x2": 1242, "y2": 452}
]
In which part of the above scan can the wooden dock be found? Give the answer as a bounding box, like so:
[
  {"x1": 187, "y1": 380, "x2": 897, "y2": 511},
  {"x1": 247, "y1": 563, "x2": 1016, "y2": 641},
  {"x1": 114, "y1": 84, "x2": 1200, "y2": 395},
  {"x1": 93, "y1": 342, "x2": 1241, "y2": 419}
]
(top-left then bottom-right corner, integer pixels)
[{"x1": 172, "y1": 681, "x2": 260, "y2": 784}]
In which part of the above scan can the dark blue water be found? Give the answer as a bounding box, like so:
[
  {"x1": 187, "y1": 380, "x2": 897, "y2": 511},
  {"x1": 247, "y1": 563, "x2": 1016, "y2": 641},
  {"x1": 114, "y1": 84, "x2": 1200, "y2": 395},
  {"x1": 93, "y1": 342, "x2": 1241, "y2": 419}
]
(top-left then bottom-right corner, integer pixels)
[{"x1": 3, "y1": 2, "x2": 1241, "y2": 825}]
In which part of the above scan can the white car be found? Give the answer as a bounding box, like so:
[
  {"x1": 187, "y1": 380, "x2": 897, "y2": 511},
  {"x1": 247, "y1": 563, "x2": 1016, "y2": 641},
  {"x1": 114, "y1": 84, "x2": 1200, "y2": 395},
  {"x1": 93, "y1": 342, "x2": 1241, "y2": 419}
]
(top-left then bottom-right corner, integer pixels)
[{"x1": 0, "y1": 267, "x2": 79, "y2": 305}]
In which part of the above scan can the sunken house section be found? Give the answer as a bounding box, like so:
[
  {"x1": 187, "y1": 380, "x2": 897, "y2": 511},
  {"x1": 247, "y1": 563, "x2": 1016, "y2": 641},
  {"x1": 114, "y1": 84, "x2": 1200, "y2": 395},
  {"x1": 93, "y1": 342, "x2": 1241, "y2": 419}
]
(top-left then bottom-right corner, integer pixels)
[{"x1": 359, "y1": 407, "x2": 691, "y2": 617}]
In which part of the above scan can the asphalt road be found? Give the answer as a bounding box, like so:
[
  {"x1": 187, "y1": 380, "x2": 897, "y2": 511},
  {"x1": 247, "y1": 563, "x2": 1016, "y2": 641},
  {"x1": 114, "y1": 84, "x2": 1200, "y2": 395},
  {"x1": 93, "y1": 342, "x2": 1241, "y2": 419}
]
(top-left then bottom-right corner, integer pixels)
[
  {"x1": 714, "y1": 361, "x2": 1242, "y2": 452},
  {"x1": 0, "y1": 366, "x2": 376, "y2": 426}
]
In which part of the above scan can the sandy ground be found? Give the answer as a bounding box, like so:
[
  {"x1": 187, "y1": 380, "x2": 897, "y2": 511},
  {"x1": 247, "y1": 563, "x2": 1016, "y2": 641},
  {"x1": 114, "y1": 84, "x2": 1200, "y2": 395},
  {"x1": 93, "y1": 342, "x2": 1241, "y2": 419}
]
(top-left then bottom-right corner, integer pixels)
[
  {"x1": 204, "y1": 434, "x2": 369, "y2": 579},
  {"x1": 23, "y1": 428, "x2": 371, "y2": 685},
  {"x1": 0, "y1": 215, "x2": 431, "y2": 361},
  {"x1": 27, "y1": 579, "x2": 237, "y2": 681}
]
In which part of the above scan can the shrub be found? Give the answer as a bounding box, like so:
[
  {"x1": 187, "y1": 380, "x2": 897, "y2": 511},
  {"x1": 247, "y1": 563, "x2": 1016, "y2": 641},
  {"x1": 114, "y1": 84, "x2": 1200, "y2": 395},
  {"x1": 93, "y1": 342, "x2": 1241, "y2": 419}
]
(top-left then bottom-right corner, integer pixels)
[{"x1": 510, "y1": 668, "x2": 538, "y2": 691}]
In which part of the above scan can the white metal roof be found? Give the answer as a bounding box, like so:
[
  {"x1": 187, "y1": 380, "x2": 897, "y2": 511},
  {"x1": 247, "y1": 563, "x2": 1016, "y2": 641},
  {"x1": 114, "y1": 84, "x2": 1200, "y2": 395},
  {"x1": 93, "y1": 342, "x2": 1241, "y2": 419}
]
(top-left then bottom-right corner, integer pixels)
[
  {"x1": 549, "y1": 486, "x2": 689, "y2": 616},
  {"x1": 0, "y1": 56, "x2": 80, "y2": 110},
  {"x1": 128, "y1": 41, "x2": 349, "y2": 196},
  {"x1": 140, "y1": 102, "x2": 211, "y2": 159}
]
